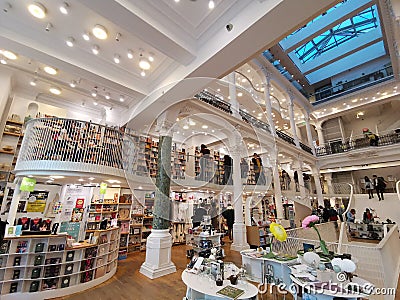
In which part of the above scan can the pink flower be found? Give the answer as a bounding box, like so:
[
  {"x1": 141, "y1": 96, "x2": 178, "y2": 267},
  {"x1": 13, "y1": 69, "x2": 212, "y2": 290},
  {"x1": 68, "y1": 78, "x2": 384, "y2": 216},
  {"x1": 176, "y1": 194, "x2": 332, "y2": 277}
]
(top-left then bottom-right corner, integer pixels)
[{"x1": 302, "y1": 215, "x2": 319, "y2": 229}]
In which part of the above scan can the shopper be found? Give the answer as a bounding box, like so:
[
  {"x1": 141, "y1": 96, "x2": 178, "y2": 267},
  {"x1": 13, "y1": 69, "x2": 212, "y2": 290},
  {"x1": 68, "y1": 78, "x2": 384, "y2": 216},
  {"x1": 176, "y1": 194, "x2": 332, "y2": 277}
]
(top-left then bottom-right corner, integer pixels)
[
  {"x1": 335, "y1": 203, "x2": 344, "y2": 222},
  {"x1": 252, "y1": 153, "x2": 264, "y2": 185},
  {"x1": 363, "y1": 208, "x2": 374, "y2": 224},
  {"x1": 210, "y1": 201, "x2": 219, "y2": 231},
  {"x1": 282, "y1": 170, "x2": 291, "y2": 190},
  {"x1": 322, "y1": 207, "x2": 330, "y2": 222},
  {"x1": 240, "y1": 158, "x2": 249, "y2": 184},
  {"x1": 364, "y1": 176, "x2": 374, "y2": 199},
  {"x1": 303, "y1": 173, "x2": 311, "y2": 191},
  {"x1": 294, "y1": 170, "x2": 299, "y2": 192},
  {"x1": 192, "y1": 202, "x2": 207, "y2": 228},
  {"x1": 223, "y1": 154, "x2": 233, "y2": 185},
  {"x1": 346, "y1": 209, "x2": 356, "y2": 223},
  {"x1": 373, "y1": 175, "x2": 387, "y2": 201},
  {"x1": 222, "y1": 203, "x2": 234, "y2": 240},
  {"x1": 199, "y1": 144, "x2": 211, "y2": 181},
  {"x1": 363, "y1": 128, "x2": 379, "y2": 146}
]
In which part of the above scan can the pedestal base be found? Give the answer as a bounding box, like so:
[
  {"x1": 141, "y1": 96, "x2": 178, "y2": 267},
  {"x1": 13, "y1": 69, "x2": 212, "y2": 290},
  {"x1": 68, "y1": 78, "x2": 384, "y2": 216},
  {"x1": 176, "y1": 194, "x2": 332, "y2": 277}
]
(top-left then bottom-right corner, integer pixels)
[
  {"x1": 231, "y1": 223, "x2": 250, "y2": 252},
  {"x1": 140, "y1": 229, "x2": 176, "y2": 279}
]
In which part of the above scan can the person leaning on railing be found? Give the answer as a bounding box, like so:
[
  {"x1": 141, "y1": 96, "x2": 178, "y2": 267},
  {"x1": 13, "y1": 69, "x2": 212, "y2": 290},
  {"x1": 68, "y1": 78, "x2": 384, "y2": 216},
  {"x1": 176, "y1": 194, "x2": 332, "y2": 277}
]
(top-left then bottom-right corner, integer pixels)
[{"x1": 362, "y1": 128, "x2": 379, "y2": 146}]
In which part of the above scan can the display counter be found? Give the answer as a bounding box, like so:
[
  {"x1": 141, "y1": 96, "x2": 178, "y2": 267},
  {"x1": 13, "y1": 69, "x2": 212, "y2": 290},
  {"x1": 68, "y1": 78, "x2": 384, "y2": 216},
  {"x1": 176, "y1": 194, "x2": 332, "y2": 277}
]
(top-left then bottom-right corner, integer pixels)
[
  {"x1": 0, "y1": 227, "x2": 120, "y2": 300},
  {"x1": 348, "y1": 222, "x2": 386, "y2": 240}
]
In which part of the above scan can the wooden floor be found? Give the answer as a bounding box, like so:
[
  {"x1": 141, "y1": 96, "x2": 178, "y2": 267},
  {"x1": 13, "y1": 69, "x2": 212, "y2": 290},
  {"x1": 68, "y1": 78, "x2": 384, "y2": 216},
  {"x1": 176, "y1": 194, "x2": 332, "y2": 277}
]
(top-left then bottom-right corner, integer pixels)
[{"x1": 52, "y1": 238, "x2": 400, "y2": 300}]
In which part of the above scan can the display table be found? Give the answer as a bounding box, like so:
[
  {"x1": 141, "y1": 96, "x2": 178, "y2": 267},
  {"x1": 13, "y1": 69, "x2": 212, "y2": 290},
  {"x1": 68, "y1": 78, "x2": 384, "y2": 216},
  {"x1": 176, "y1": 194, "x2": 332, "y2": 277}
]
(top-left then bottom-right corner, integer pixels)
[
  {"x1": 348, "y1": 222, "x2": 386, "y2": 240},
  {"x1": 0, "y1": 227, "x2": 120, "y2": 300},
  {"x1": 186, "y1": 233, "x2": 224, "y2": 257},
  {"x1": 182, "y1": 269, "x2": 258, "y2": 300}
]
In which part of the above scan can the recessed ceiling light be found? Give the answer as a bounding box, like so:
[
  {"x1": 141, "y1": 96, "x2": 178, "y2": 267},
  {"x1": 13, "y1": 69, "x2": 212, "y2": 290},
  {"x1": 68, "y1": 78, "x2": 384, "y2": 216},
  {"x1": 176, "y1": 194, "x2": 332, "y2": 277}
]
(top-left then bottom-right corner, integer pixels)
[
  {"x1": 140, "y1": 70, "x2": 146, "y2": 77},
  {"x1": 69, "y1": 80, "x2": 77, "y2": 88},
  {"x1": 114, "y1": 54, "x2": 120, "y2": 64},
  {"x1": 88, "y1": 177, "x2": 95, "y2": 180},
  {"x1": 78, "y1": 178, "x2": 84, "y2": 182},
  {"x1": 82, "y1": 32, "x2": 90, "y2": 41},
  {"x1": 241, "y1": 78, "x2": 246, "y2": 83},
  {"x1": 127, "y1": 49, "x2": 134, "y2": 59},
  {"x1": 93, "y1": 100, "x2": 98, "y2": 106},
  {"x1": 208, "y1": 0, "x2": 215, "y2": 10},
  {"x1": 91, "y1": 89, "x2": 97, "y2": 97},
  {"x1": 351, "y1": 99, "x2": 358, "y2": 102},
  {"x1": 217, "y1": 88, "x2": 220, "y2": 92},
  {"x1": 189, "y1": 120, "x2": 196, "y2": 126},
  {"x1": 2, "y1": 50, "x2": 17, "y2": 60},
  {"x1": 237, "y1": 92, "x2": 243, "y2": 97},
  {"x1": 211, "y1": 129, "x2": 215, "y2": 133},
  {"x1": 66, "y1": 37, "x2": 75, "y2": 47},
  {"x1": 92, "y1": 24, "x2": 108, "y2": 40},
  {"x1": 202, "y1": 125, "x2": 208, "y2": 129},
  {"x1": 247, "y1": 69, "x2": 251, "y2": 73},
  {"x1": 44, "y1": 66, "x2": 57, "y2": 75},
  {"x1": 148, "y1": 53, "x2": 154, "y2": 62},
  {"x1": 92, "y1": 45, "x2": 99, "y2": 55},
  {"x1": 30, "y1": 79, "x2": 37, "y2": 86},
  {"x1": 49, "y1": 87, "x2": 61, "y2": 95},
  {"x1": 105, "y1": 92, "x2": 110, "y2": 99},
  {"x1": 59, "y1": 2, "x2": 69, "y2": 15},
  {"x1": 174, "y1": 0, "x2": 179, "y2": 2},
  {"x1": 119, "y1": 95, "x2": 125, "y2": 102},
  {"x1": 139, "y1": 55, "x2": 150, "y2": 70},
  {"x1": 0, "y1": 58, "x2": 6, "y2": 65},
  {"x1": 183, "y1": 125, "x2": 189, "y2": 130},
  {"x1": 28, "y1": 2, "x2": 46, "y2": 19}
]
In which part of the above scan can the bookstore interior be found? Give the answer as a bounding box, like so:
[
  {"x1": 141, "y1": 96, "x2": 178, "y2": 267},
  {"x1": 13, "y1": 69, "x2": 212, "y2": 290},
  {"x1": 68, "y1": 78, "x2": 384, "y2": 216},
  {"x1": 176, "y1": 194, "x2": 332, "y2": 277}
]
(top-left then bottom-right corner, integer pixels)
[{"x1": 0, "y1": 0, "x2": 400, "y2": 299}]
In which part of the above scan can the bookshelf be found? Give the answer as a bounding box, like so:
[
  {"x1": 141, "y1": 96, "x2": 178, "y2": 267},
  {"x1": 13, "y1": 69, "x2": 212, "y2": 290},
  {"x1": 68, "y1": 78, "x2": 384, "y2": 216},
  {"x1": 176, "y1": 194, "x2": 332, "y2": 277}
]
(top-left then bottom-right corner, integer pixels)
[
  {"x1": 171, "y1": 144, "x2": 186, "y2": 180},
  {"x1": 0, "y1": 119, "x2": 23, "y2": 180}
]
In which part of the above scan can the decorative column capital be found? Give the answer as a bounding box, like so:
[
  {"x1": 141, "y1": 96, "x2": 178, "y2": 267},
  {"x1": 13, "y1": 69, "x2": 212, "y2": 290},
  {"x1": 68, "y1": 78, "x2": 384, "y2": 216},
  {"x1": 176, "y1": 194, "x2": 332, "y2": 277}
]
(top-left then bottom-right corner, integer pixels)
[{"x1": 155, "y1": 119, "x2": 175, "y2": 136}]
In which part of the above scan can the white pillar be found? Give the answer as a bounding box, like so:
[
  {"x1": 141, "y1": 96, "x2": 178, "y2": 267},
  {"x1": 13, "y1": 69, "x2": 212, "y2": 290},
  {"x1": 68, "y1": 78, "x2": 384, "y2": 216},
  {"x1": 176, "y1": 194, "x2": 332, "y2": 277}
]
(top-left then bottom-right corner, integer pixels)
[
  {"x1": 304, "y1": 112, "x2": 316, "y2": 155},
  {"x1": 324, "y1": 173, "x2": 334, "y2": 195},
  {"x1": 227, "y1": 73, "x2": 241, "y2": 119},
  {"x1": 272, "y1": 156, "x2": 284, "y2": 220},
  {"x1": 263, "y1": 70, "x2": 276, "y2": 136},
  {"x1": 6, "y1": 177, "x2": 23, "y2": 228},
  {"x1": 316, "y1": 124, "x2": 325, "y2": 146},
  {"x1": 338, "y1": 117, "x2": 346, "y2": 143},
  {"x1": 230, "y1": 140, "x2": 249, "y2": 251},
  {"x1": 288, "y1": 91, "x2": 300, "y2": 147},
  {"x1": 312, "y1": 167, "x2": 324, "y2": 207}
]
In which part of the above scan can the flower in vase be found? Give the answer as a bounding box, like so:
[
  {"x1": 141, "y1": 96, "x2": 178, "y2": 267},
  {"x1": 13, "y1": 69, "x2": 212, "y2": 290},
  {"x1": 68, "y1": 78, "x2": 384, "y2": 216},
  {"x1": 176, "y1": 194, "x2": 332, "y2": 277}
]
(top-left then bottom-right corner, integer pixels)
[
  {"x1": 302, "y1": 215, "x2": 329, "y2": 255},
  {"x1": 270, "y1": 223, "x2": 287, "y2": 242}
]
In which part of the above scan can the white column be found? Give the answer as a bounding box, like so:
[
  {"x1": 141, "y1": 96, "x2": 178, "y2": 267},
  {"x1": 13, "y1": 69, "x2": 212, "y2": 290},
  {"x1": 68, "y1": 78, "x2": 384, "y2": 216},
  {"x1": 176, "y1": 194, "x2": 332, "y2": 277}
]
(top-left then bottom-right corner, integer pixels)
[
  {"x1": 230, "y1": 139, "x2": 249, "y2": 251},
  {"x1": 315, "y1": 124, "x2": 325, "y2": 146},
  {"x1": 324, "y1": 173, "x2": 334, "y2": 195},
  {"x1": 272, "y1": 156, "x2": 284, "y2": 220},
  {"x1": 288, "y1": 91, "x2": 300, "y2": 147},
  {"x1": 304, "y1": 112, "x2": 316, "y2": 155},
  {"x1": 263, "y1": 69, "x2": 276, "y2": 136},
  {"x1": 312, "y1": 167, "x2": 324, "y2": 207},
  {"x1": 6, "y1": 177, "x2": 23, "y2": 228},
  {"x1": 227, "y1": 72, "x2": 240, "y2": 119},
  {"x1": 338, "y1": 117, "x2": 346, "y2": 143}
]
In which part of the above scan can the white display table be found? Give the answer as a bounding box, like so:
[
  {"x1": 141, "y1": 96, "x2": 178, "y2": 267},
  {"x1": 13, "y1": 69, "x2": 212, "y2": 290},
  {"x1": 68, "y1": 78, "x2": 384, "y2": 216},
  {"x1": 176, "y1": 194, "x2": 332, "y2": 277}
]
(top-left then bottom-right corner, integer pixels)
[{"x1": 182, "y1": 269, "x2": 258, "y2": 300}]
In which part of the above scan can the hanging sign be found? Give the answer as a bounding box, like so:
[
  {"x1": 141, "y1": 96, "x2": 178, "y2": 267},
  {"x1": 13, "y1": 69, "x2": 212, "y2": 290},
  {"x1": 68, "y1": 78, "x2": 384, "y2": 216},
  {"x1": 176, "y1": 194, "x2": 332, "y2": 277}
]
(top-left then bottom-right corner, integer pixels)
[
  {"x1": 20, "y1": 177, "x2": 36, "y2": 192},
  {"x1": 75, "y1": 198, "x2": 85, "y2": 209},
  {"x1": 100, "y1": 182, "x2": 107, "y2": 194}
]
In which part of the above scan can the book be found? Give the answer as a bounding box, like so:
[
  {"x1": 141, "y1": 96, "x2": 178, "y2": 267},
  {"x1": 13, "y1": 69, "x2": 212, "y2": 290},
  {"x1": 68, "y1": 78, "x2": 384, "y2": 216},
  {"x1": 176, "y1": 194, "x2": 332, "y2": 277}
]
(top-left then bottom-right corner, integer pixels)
[{"x1": 216, "y1": 285, "x2": 245, "y2": 299}]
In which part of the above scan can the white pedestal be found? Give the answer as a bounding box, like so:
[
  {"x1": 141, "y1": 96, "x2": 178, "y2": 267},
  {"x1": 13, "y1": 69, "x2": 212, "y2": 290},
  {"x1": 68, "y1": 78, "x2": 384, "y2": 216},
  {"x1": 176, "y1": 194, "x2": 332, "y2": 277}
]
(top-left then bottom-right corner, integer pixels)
[
  {"x1": 231, "y1": 223, "x2": 250, "y2": 252},
  {"x1": 140, "y1": 229, "x2": 176, "y2": 279}
]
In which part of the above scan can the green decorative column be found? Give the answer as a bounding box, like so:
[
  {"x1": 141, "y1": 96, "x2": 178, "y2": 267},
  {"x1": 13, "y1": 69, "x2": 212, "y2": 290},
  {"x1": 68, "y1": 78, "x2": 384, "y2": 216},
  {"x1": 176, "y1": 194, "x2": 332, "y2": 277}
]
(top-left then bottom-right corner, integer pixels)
[
  {"x1": 153, "y1": 135, "x2": 172, "y2": 229},
  {"x1": 140, "y1": 134, "x2": 176, "y2": 279}
]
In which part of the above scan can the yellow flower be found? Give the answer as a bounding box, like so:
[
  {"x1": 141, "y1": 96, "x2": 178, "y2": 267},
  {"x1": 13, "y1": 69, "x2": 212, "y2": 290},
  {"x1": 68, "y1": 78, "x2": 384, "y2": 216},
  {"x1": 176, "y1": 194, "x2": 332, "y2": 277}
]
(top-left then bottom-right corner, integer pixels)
[{"x1": 269, "y1": 223, "x2": 287, "y2": 242}]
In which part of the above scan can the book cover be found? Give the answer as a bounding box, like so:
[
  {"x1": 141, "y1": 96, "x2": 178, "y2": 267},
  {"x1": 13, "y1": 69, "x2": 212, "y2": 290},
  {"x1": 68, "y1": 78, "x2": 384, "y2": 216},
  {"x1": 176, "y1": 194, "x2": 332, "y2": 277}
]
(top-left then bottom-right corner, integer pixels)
[{"x1": 216, "y1": 285, "x2": 245, "y2": 299}]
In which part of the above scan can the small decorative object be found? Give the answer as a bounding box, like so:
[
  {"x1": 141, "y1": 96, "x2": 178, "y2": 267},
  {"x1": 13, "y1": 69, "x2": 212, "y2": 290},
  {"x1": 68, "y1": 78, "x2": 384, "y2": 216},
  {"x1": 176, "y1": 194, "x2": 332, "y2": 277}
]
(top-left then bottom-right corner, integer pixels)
[
  {"x1": 318, "y1": 263, "x2": 326, "y2": 271},
  {"x1": 12, "y1": 269, "x2": 20, "y2": 279},
  {"x1": 303, "y1": 251, "x2": 321, "y2": 268},
  {"x1": 58, "y1": 244, "x2": 65, "y2": 251},
  {"x1": 31, "y1": 268, "x2": 41, "y2": 279},
  {"x1": 10, "y1": 282, "x2": 18, "y2": 293},
  {"x1": 48, "y1": 244, "x2": 57, "y2": 252},
  {"x1": 302, "y1": 215, "x2": 329, "y2": 255},
  {"x1": 34, "y1": 255, "x2": 44, "y2": 266},
  {"x1": 229, "y1": 273, "x2": 238, "y2": 285},
  {"x1": 65, "y1": 263, "x2": 74, "y2": 275},
  {"x1": 29, "y1": 281, "x2": 40, "y2": 293},
  {"x1": 216, "y1": 285, "x2": 245, "y2": 299},
  {"x1": 265, "y1": 222, "x2": 287, "y2": 258},
  {"x1": 61, "y1": 276, "x2": 70, "y2": 288},
  {"x1": 13, "y1": 256, "x2": 21, "y2": 266},
  {"x1": 35, "y1": 243, "x2": 44, "y2": 253},
  {"x1": 216, "y1": 272, "x2": 223, "y2": 286}
]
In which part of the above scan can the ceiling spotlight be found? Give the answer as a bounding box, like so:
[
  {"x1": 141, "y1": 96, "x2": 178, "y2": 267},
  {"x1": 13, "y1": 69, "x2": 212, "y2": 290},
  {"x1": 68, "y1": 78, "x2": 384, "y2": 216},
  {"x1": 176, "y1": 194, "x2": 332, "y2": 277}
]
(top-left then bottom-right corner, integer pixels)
[
  {"x1": 189, "y1": 119, "x2": 196, "y2": 126},
  {"x1": 115, "y1": 32, "x2": 121, "y2": 42},
  {"x1": 82, "y1": 32, "x2": 90, "y2": 41},
  {"x1": 92, "y1": 45, "x2": 99, "y2": 55},
  {"x1": 93, "y1": 100, "x2": 98, "y2": 106},
  {"x1": 208, "y1": 0, "x2": 215, "y2": 9},
  {"x1": 127, "y1": 49, "x2": 134, "y2": 59},
  {"x1": 49, "y1": 87, "x2": 61, "y2": 95},
  {"x1": 30, "y1": 79, "x2": 37, "y2": 86},
  {"x1": 91, "y1": 89, "x2": 97, "y2": 97},
  {"x1": 183, "y1": 125, "x2": 189, "y2": 130},
  {"x1": 92, "y1": 24, "x2": 108, "y2": 40},
  {"x1": 69, "y1": 80, "x2": 77, "y2": 88},
  {"x1": 81, "y1": 101, "x2": 85, "y2": 107},
  {"x1": 105, "y1": 92, "x2": 110, "y2": 100},
  {"x1": 28, "y1": 2, "x2": 46, "y2": 19},
  {"x1": 140, "y1": 70, "x2": 146, "y2": 77},
  {"x1": 2, "y1": 50, "x2": 17, "y2": 60},
  {"x1": 0, "y1": 58, "x2": 7, "y2": 65},
  {"x1": 174, "y1": 0, "x2": 180, "y2": 2},
  {"x1": 3, "y1": 2, "x2": 11, "y2": 13},
  {"x1": 44, "y1": 66, "x2": 57, "y2": 75},
  {"x1": 119, "y1": 95, "x2": 125, "y2": 102},
  {"x1": 113, "y1": 54, "x2": 120, "y2": 64},
  {"x1": 45, "y1": 22, "x2": 52, "y2": 32},
  {"x1": 202, "y1": 125, "x2": 208, "y2": 129},
  {"x1": 237, "y1": 92, "x2": 243, "y2": 97},
  {"x1": 148, "y1": 53, "x2": 154, "y2": 62},
  {"x1": 66, "y1": 37, "x2": 75, "y2": 47},
  {"x1": 139, "y1": 54, "x2": 151, "y2": 70},
  {"x1": 59, "y1": 2, "x2": 69, "y2": 14}
]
